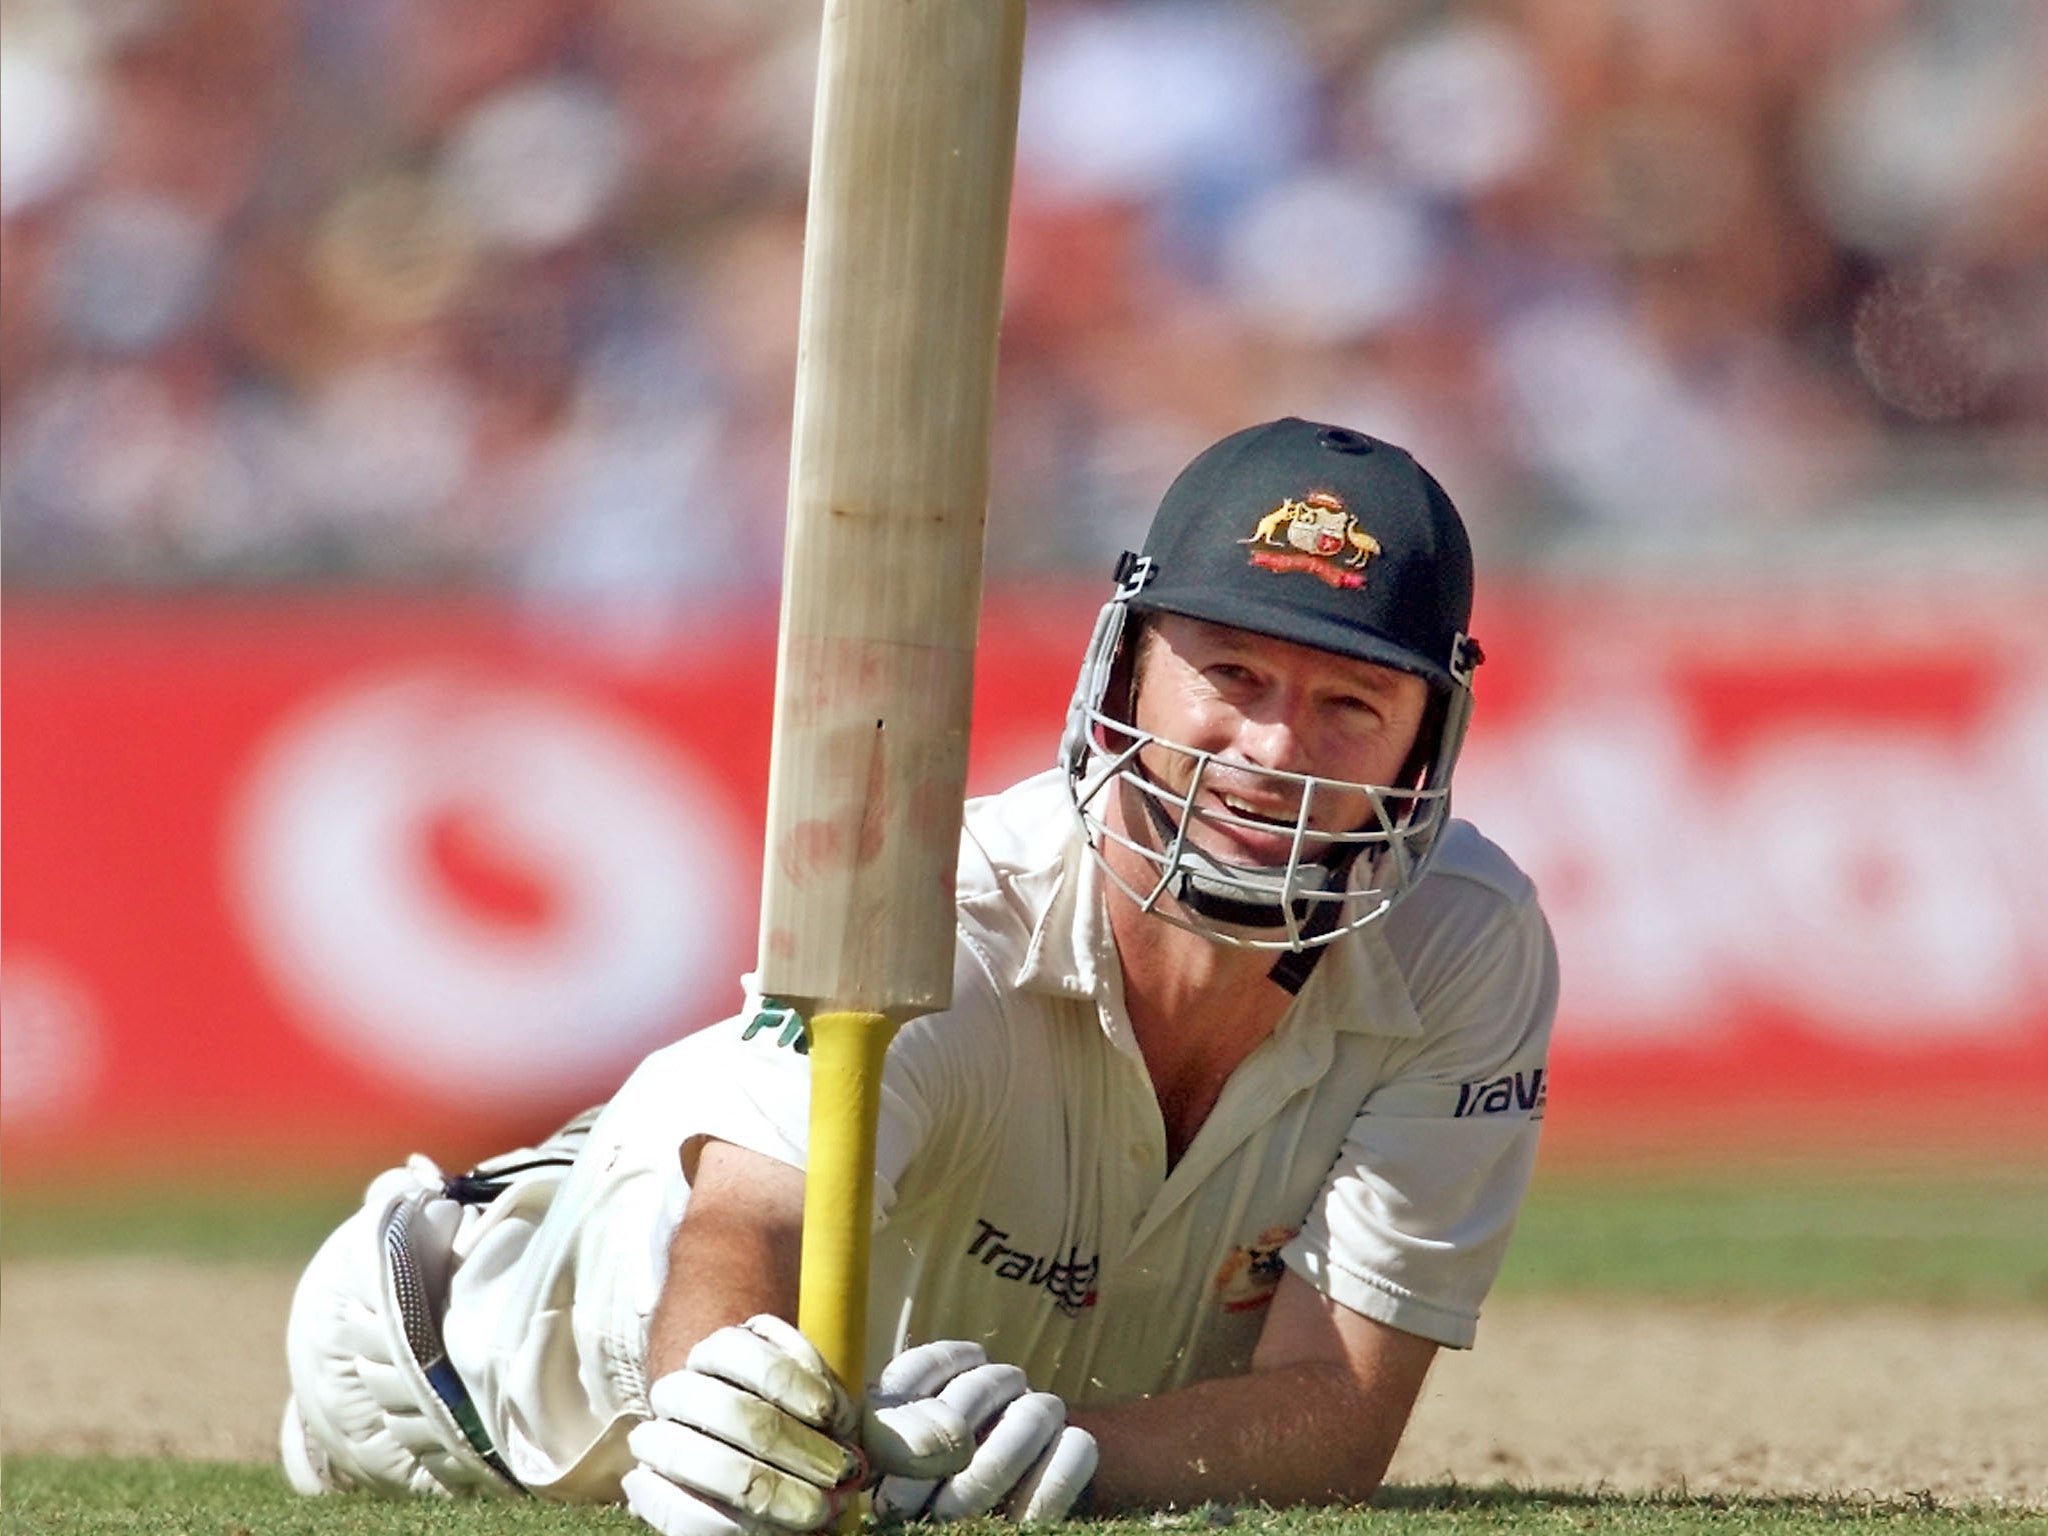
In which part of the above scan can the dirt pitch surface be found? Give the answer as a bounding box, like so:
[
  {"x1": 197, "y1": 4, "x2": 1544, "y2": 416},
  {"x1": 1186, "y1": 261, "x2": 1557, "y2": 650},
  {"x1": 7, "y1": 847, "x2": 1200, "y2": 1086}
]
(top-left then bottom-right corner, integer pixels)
[{"x1": 2, "y1": 1258, "x2": 2042, "y2": 1507}]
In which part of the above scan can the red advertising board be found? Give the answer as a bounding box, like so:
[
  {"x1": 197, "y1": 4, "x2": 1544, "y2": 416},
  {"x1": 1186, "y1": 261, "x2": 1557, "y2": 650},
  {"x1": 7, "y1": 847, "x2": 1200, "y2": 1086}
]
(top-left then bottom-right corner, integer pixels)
[{"x1": 4, "y1": 578, "x2": 2045, "y2": 1183}]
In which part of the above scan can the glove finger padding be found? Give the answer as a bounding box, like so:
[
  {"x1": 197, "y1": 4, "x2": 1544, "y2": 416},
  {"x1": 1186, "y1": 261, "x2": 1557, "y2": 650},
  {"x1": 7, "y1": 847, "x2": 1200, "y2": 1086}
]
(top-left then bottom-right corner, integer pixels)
[
  {"x1": 861, "y1": 1339, "x2": 991, "y2": 1482},
  {"x1": 1004, "y1": 1425, "x2": 1099, "y2": 1524},
  {"x1": 628, "y1": 1420, "x2": 854, "y2": 1534},
  {"x1": 685, "y1": 1316, "x2": 858, "y2": 1441},
  {"x1": 935, "y1": 1362, "x2": 1031, "y2": 1434},
  {"x1": 874, "y1": 1339, "x2": 989, "y2": 1401},
  {"x1": 652, "y1": 1371, "x2": 860, "y2": 1488},
  {"x1": 865, "y1": 1395, "x2": 973, "y2": 1482},
  {"x1": 874, "y1": 1374, "x2": 1073, "y2": 1525},
  {"x1": 873, "y1": 1361, "x2": 1025, "y2": 1524},
  {"x1": 624, "y1": 1463, "x2": 754, "y2": 1536},
  {"x1": 928, "y1": 1391, "x2": 1067, "y2": 1521},
  {"x1": 628, "y1": 1317, "x2": 865, "y2": 1536},
  {"x1": 871, "y1": 1472, "x2": 942, "y2": 1525}
]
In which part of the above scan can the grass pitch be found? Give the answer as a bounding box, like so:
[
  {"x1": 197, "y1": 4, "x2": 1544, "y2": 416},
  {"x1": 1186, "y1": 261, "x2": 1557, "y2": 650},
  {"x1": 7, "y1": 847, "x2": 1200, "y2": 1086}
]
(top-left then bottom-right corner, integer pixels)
[
  {"x1": 1496, "y1": 1163, "x2": 2048, "y2": 1306},
  {"x1": 4, "y1": 1162, "x2": 2043, "y2": 1533},
  {"x1": 1, "y1": 1458, "x2": 2035, "y2": 1535}
]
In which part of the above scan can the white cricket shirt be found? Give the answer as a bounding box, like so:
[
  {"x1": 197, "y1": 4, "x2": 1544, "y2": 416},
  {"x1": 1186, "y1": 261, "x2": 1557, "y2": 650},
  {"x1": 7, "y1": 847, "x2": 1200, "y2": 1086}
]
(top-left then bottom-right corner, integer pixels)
[{"x1": 442, "y1": 769, "x2": 1557, "y2": 1498}]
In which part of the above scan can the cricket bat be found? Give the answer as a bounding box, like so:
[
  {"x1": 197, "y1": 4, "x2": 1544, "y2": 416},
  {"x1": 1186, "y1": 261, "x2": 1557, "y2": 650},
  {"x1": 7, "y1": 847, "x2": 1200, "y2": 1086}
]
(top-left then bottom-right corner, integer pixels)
[{"x1": 757, "y1": 0, "x2": 1026, "y2": 1410}]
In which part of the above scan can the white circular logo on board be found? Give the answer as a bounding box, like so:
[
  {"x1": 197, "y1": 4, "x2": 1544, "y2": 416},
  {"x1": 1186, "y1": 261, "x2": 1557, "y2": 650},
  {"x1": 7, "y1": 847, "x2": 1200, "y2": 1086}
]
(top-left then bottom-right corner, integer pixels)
[{"x1": 230, "y1": 668, "x2": 747, "y2": 1103}]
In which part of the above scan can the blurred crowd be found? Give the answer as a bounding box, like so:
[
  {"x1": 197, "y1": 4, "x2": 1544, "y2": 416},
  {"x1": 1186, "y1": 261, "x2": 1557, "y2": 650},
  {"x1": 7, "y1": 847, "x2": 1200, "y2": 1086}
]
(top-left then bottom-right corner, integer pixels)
[{"x1": 3, "y1": 0, "x2": 2044, "y2": 599}]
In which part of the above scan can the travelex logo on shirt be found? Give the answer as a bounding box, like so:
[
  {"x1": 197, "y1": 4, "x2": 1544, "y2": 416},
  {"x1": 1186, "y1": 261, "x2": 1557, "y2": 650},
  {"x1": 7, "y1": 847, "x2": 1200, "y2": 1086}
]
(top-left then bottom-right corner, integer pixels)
[
  {"x1": 966, "y1": 1220, "x2": 1100, "y2": 1316},
  {"x1": 1453, "y1": 1067, "x2": 1546, "y2": 1119}
]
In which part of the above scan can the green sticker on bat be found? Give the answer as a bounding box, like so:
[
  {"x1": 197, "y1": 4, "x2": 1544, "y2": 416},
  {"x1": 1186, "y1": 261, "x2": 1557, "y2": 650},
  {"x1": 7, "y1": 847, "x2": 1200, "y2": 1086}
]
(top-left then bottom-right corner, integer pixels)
[{"x1": 741, "y1": 999, "x2": 810, "y2": 1055}]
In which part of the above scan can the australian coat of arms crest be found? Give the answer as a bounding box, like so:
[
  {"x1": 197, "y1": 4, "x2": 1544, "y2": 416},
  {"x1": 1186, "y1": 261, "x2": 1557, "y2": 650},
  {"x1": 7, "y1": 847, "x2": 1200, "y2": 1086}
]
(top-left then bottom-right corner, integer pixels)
[{"x1": 1240, "y1": 491, "x2": 1381, "y2": 589}]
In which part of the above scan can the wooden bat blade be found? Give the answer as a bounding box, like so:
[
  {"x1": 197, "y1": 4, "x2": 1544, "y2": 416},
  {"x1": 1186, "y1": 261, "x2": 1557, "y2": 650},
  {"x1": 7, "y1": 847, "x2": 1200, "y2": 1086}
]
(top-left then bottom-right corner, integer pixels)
[{"x1": 758, "y1": 0, "x2": 1027, "y2": 1020}]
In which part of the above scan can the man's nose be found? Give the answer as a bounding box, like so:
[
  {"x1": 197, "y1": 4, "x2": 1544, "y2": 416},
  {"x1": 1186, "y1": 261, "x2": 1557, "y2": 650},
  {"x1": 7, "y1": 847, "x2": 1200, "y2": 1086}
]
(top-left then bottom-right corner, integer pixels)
[{"x1": 1236, "y1": 709, "x2": 1312, "y2": 773}]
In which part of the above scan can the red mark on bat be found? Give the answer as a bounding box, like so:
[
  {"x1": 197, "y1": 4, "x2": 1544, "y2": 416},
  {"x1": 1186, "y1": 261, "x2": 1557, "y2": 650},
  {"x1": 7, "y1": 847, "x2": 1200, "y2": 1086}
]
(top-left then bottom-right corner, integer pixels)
[
  {"x1": 855, "y1": 787, "x2": 890, "y2": 868},
  {"x1": 779, "y1": 820, "x2": 844, "y2": 885}
]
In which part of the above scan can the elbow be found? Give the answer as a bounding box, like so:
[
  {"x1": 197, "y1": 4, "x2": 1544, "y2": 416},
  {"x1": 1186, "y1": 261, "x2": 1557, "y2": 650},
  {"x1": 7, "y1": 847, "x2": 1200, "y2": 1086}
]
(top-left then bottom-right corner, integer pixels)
[
  {"x1": 1313, "y1": 1437, "x2": 1395, "y2": 1508},
  {"x1": 1295, "y1": 1362, "x2": 1410, "y2": 1506},
  {"x1": 1331, "y1": 1461, "x2": 1393, "y2": 1508}
]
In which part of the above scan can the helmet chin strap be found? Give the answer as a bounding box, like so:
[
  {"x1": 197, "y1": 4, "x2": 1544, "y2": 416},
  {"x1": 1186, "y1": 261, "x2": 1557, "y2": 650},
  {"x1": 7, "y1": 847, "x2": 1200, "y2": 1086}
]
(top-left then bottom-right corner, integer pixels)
[{"x1": 1132, "y1": 785, "x2": 1368, "y2": 988}]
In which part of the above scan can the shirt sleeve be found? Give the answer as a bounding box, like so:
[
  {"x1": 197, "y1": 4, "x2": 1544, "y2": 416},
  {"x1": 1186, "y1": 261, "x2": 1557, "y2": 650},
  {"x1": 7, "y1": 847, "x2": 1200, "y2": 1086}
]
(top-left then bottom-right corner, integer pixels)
[
  {"x1": 1282, "y1": 873, "x2": 1559, "y2": 1348},
  {"x1": 636, "y1": 940, "x2": 1010, "y2": 1244}
]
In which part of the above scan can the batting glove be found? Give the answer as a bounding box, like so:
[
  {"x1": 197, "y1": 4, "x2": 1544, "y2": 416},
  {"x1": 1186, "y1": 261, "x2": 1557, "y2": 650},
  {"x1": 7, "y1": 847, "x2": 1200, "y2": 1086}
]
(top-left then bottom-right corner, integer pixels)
[
  {"x1": 869, "y1": 1341, "x2": 1099, "y2": 1525},
  {"x1": 624, "y1": 1315, "x2": 868, "y2": 1536}
]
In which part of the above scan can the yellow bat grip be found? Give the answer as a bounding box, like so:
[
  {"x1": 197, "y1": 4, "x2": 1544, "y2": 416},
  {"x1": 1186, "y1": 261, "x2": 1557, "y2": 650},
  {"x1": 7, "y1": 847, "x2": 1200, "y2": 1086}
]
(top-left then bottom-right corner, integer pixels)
[{"x1": 796, "y1": 1010, "x2": 900, "y2": 1416}]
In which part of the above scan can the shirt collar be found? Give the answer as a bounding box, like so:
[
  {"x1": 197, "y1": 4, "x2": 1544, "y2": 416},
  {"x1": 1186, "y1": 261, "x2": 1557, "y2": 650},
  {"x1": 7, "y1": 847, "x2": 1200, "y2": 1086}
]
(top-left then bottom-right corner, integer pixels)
[
  {"x1": 1012, "y1": 833, "x2": 1103, "y2": 1002},
  {"x1": 1303, "y1": 926, "x2": 1424, "y2": 1037},
  {"x1": 1010, "y1": 835, "x2": 1423, "y2": 1039}
]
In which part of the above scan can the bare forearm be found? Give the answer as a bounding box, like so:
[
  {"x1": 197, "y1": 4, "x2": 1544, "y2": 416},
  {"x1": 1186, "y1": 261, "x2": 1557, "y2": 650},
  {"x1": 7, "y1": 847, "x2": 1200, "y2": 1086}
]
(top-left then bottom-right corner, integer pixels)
[
  {"x1": 644, "y1": 1140, "x2": 805, "y2": 1380},
  {"x1": 1073, "y1": 1359, "x2": 1420, "y2": 1513}
]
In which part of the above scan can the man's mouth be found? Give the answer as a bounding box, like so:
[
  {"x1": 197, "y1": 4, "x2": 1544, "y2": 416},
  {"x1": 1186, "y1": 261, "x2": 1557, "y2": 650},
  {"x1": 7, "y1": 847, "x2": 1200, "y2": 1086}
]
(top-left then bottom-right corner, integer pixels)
[
  {"x1": 1195, "y1": 792, "x2": 1308, "y2": 865},
  {"x1": 1214, "y1": 792, "x2": 1302, "y2": 829}
]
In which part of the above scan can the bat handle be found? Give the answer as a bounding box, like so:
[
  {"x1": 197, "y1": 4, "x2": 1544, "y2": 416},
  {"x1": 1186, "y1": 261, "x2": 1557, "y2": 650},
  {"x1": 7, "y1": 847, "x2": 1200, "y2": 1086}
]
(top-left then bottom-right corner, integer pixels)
[{"x1": 796, "y1": 1006, "x2": 900, "y2": 1524}]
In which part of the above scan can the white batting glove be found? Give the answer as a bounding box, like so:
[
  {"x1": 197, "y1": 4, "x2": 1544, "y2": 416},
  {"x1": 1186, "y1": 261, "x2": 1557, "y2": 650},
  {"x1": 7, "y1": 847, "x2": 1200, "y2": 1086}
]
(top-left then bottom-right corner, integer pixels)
[
  {"x1": 869, "y1": 1342, "x2": 1098, "y2": 1525},
  {"x1": 624, "y1": 1315, "x2": 866, "y2": 1536},
  {"x1": 861, "y1": 1339, "x2": 982, "y2": 1480}
]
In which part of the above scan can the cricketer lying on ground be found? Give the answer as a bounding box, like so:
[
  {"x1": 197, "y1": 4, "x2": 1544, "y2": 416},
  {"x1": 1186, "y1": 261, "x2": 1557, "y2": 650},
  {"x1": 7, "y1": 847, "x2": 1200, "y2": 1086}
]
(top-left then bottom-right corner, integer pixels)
[
  {"x1": 285, "y1": 773, "x2": 1554, "y2": 1505},
  {"x1": 281, "y1": 419, "x2": 1559, "y2": 1526}
]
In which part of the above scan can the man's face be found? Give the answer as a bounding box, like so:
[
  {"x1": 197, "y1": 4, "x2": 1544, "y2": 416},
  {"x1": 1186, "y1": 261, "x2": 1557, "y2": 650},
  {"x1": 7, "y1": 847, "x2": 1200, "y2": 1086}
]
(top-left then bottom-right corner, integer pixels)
[{"x1": 1122, "y1": 613, "x2": 1431, "y2": 868}]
